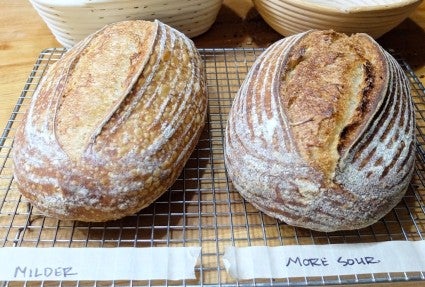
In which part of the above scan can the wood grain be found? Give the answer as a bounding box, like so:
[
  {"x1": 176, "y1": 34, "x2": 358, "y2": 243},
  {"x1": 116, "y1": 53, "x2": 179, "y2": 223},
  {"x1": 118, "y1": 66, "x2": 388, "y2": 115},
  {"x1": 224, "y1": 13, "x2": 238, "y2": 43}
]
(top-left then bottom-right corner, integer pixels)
[{"x1": 0, "y1": 0, "x2": 59, "y2": 133}]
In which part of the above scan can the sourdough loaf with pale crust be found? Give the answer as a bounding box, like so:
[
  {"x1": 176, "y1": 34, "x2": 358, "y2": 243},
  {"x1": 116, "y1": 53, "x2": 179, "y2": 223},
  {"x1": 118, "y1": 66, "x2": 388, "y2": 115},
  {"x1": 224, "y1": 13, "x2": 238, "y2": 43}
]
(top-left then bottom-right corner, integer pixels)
[
  {"x1": 224, "y1": 30, "x2": 415, "y2": 232},
  {"x1": 12, "y1": 20, "x2": 207, "y2": 222}
]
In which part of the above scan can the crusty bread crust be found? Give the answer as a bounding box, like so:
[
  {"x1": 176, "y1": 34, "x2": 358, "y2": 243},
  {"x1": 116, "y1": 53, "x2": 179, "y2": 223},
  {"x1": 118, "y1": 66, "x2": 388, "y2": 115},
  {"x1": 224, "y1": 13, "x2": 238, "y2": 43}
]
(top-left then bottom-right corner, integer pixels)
[
  {"x1": 225, "y1": 30, "x2": 415, "y2": 232},
  {"x1": 12, "y1": 20, "x2": 207, "y2": 222}
]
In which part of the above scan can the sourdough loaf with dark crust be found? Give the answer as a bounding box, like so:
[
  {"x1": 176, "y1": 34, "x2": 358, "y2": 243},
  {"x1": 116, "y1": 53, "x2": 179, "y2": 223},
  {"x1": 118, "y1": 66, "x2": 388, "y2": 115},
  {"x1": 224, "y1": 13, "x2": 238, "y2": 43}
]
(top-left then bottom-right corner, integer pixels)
[
  {"x1": 12, "y1": 20, "x2": 207, "y2": 222},
  {"x1": 224, "y1": 30, "x2": 415, "y2": 232}
]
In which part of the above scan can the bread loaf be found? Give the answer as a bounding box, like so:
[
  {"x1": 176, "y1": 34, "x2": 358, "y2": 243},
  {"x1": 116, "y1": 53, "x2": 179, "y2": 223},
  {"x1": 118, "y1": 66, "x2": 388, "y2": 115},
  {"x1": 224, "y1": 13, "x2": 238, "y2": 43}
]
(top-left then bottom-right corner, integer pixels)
[
  {"x1": 224, "y1": 30, "x2": 415, "y2": 232},
  {"x1": 12, "y1": 20, "x2": 207, "y2": 222}
]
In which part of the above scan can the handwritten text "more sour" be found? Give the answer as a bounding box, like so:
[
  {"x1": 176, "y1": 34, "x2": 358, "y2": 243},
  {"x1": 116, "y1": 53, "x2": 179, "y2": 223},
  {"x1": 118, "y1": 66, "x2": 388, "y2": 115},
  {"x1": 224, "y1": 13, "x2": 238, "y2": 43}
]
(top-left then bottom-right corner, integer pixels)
[{"x1": 286, "y1": 256, "x2": 381, "y2": 268}]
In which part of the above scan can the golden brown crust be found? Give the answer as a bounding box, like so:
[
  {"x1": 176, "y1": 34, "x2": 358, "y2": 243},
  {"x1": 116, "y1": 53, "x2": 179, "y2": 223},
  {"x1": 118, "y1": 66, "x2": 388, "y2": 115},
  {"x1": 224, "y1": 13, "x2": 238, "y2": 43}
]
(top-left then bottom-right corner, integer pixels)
[
  {"x1": 280, "y1": 30, "x2": 388, "y2": 179},
  {"x1": 225, "y1": 30, "x2": 415, "y2": 232},
  {"x1": 12, "y1": 20, "x2": 207, "y2": 222},
  {"x1": 55, "y1": 21, "x2": 158, "y2": 160}
]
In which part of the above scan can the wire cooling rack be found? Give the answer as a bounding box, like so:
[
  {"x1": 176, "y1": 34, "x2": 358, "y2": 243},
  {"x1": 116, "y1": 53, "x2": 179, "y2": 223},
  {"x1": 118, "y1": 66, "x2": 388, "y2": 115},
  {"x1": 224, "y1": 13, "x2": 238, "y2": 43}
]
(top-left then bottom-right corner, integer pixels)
[{"x1": 1, "y1": 48, "x2": 425, "y2": 287}]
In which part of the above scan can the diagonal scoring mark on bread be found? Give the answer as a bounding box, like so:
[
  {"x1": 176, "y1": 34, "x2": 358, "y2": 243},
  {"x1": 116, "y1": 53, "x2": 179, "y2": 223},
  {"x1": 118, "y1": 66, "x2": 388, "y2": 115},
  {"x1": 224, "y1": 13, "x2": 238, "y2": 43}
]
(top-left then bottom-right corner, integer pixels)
[
  {"x1": 12, "y1": 20, "x2": 207, "y2": 222},
  {"x1": 224, "y1": 30, "x2": 415, "y2": 232},
  {"x1": 54, "y1": 21, "x2": 158, "y2": 160},
  {"x1": 279, "y1": 31, "x2": 387, "y2": 182}
]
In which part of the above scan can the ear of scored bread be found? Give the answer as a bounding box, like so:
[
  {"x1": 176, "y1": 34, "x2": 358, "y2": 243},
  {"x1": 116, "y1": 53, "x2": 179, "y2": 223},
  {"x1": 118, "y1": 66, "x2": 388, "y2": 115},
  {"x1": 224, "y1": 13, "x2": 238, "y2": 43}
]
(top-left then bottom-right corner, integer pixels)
[
  {"x1": 12, "y1": 20, "x2": 207, "y2": 222},
  {"x1": 225, "y1": 30, "x2": 415, "y2": 232}
]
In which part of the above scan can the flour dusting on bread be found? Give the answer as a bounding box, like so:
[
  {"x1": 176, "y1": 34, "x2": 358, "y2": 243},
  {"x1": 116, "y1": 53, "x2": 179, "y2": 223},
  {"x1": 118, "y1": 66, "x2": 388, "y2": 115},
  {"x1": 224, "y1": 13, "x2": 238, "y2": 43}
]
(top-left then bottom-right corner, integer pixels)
[
  {"x1": 225, "y1": 30, "x2": 415, "y2": 232},
  {"x1": 13, "y1": 20, "x2": 207, "y2": 222}
]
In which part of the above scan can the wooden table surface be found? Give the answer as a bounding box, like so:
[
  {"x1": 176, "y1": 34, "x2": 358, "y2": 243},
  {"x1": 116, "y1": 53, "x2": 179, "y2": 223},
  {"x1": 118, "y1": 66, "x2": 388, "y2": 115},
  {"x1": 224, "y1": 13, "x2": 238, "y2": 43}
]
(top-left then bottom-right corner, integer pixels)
[{"x1": 1, "y1": 1, "x2": 424, "y2": 286}]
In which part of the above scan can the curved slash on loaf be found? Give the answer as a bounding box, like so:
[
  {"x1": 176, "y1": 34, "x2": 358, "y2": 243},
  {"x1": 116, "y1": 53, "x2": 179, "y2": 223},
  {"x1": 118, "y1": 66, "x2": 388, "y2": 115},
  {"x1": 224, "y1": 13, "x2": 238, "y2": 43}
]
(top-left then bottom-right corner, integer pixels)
[
  {"x1": 12, "y1": 20, "x2": 207, "y2": 222},
  {"x1": 225, "y1": 30, "x2": 415, "y2": 232}
]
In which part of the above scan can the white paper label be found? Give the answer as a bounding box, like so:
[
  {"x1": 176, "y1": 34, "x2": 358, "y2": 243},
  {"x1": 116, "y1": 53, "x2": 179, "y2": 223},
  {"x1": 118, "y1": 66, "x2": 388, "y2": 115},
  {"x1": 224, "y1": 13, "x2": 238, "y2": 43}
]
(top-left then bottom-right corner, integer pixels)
[
  {"x1": 0, "y1": 247, "x2": 201, "y2": 281},
  {"x1": 223, "y1": 241, "x2": 425, "y2": 280}
]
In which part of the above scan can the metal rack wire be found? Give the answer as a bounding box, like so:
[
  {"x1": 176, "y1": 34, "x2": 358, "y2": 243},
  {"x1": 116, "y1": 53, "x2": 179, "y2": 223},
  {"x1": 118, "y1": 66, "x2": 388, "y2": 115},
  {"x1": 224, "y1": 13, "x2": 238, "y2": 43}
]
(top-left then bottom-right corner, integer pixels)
[{"x1": 0, "y1": 48, "x2": 424, "y2": 287}]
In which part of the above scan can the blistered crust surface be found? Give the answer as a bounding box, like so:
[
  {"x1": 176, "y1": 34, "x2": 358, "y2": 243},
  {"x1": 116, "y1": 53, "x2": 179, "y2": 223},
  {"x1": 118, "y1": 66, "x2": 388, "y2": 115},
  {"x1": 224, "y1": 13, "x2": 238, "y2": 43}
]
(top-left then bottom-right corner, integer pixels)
[
  {"x1": 225, "y1": 30, "x2": 415, "y2": 232},
  {"x1": 12, "y1": 20, "x2": 207, "y2": 222},
  {"x1": 280, "y1": 31, "x2": 386, "y2": 179}
]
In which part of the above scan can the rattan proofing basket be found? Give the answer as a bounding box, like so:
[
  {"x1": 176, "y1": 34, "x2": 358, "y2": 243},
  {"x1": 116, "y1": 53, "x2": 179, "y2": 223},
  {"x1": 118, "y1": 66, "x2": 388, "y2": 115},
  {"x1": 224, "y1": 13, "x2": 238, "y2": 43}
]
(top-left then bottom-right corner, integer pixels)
[
  {"x1": 253, "y1": 0, "x2": 423, "y2": 38},
  {"x1": 28, "y1": 0, "x2": 223, "y2": 48}
]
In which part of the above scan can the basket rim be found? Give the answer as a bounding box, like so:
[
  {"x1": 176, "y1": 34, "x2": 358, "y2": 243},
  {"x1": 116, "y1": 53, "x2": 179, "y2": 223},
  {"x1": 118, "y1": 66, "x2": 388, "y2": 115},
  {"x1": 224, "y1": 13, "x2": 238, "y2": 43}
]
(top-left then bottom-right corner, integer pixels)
[
  {"x1": 258, "y1": 0, "x2": 423, "y2": 14},
  {"x1": 29, "y1": 0, "x2": 223, "y2": 8}
]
